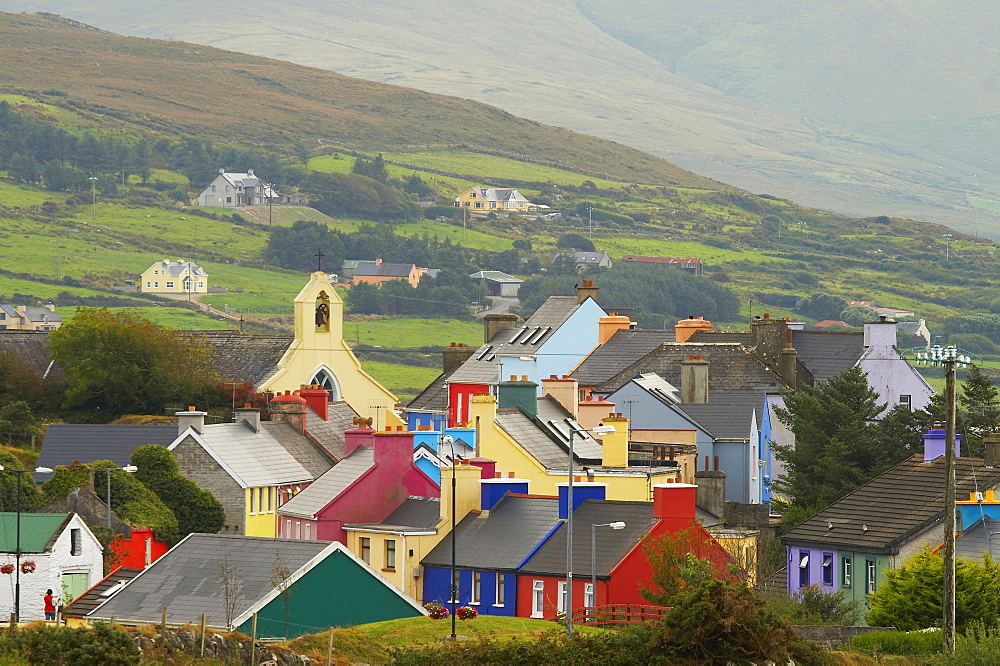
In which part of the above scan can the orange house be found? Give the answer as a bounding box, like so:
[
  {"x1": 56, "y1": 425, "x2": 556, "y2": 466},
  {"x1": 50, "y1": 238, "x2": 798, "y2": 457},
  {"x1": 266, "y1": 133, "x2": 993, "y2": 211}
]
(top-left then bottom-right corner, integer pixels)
[{"x1": 352, "y1": 259, "x2": 424, "y2": 288}]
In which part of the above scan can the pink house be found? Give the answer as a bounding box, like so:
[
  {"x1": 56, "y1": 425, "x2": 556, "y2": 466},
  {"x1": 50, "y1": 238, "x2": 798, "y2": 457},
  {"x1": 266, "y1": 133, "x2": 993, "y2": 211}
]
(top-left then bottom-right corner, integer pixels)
[{"x1": 277, "y1": 425, "x2": 439, "y2": 543}]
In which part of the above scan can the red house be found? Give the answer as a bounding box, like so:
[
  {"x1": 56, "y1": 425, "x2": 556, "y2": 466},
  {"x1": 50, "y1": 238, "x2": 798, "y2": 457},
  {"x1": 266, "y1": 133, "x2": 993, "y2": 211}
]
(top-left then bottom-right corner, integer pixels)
[
  {"x1": 109, "y1": 528, "x2": 169, "y2": 571},
  {"x1": 277, "y1": 425, "x2": 440, "y2": 543},
  {"x1": 516, "y1": 483, "x2": 731, "y2": 618}
]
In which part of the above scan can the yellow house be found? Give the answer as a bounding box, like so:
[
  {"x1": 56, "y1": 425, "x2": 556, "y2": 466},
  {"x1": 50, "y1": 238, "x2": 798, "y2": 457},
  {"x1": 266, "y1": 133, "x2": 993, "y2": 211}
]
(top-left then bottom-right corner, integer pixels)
[
  {"x1": 469, "y1": 394, "x2": 677, "y2": 502},
  {"x1": 140, "y1": 260, "x2": 208, "y2": 294},
  {"x1": 344, "y1": 463, "x2": 482, "y2": 602},
  {"x1": 453, "y1": 187, "x2": 536, "y2": 212},
  {"x1": 710, "y1": 527, "x2": 761, "y2": 586}
]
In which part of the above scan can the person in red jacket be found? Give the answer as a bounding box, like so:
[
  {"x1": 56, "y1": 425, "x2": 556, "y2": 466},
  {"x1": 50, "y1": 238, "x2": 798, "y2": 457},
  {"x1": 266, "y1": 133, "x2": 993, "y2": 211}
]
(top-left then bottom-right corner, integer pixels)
[{"x1": 43, "y1": 589, "x2": 56, "y2": 621}]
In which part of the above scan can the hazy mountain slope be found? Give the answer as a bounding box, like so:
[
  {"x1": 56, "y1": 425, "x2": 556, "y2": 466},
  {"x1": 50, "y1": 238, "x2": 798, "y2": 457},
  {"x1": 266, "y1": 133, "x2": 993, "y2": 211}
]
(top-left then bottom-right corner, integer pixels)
[
  {"x1": 0, "y1": 12, "x2": 711, "y2": 187},
  {"x1": 0, "y1": 2, "x2": 997, "y2": 234}
]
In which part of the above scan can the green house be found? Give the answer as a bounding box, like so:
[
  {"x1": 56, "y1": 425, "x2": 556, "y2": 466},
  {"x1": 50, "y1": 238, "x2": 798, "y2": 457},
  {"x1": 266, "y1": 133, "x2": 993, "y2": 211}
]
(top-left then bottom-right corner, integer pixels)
[{"x1": 85, "y1": 533, "x2": 424, "y2": 638}]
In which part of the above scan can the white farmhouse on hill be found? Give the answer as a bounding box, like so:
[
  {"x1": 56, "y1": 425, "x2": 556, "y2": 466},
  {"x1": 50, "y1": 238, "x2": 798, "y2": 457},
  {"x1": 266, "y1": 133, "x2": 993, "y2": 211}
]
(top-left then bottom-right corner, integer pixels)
[
  {"x1": 140, "y1": 260, "x2": 208, "y2": 294},
  {"x1": 197, "y1": 169, "x2": 277, "y2": 208}
]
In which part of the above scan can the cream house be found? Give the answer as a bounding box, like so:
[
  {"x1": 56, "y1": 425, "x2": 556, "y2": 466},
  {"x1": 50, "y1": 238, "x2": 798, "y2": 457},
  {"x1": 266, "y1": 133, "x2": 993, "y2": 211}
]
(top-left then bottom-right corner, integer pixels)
[
  {"x1": 454, "y1": 187, "x2": 536, "y2": 212},
  {"x1": 140, "y1": 260, "x2": 208, "y2": 294}
]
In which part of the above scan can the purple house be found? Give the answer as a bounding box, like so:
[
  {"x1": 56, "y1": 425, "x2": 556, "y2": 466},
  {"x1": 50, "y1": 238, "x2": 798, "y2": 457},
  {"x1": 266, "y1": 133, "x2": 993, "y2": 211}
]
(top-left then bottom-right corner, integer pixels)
[{"x1": 278, "y1": 426, "x2": 439, "y2": 543}]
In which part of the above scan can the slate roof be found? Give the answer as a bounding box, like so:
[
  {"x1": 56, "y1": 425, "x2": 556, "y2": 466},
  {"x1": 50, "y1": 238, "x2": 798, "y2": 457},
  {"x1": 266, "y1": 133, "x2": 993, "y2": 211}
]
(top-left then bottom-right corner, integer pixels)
[
  {"x1": 407, "y1": 368, "x2": 453, "y2": 412},
  {"x1": 448, "y1": 296, "x2": 581, "y2": 385},
  {"x1": 0, "y1": 330, "x2": 62, "y2": 379},
  {"x1": 35, "y1": 424, "x2": 178, "y2": 482},
  {"x1": 196, "y1": 331, "x2": 294, "y2": 386},
  {"x1": 470, "y1": 270, "x2": 523, "y2": 284},
  {"x1": 571, "y1": 329, "x2": 677, "y2": 387},
  {"x1": 555, "y1": 251, "x2": 608, "y2": 264},
  {"x1": 171, "y1": 421, "x2": 313, "y2": 489},
  {"x1": 21, "y1": 307, "x2": 61, "y2": 324},
  {"x1": 674, "y1": 390, "x2": 767, "y2": 439},
  {"x1": 0, "y1": 513, "x2": 71, "y2": 553},
  {"x1": 347, "y1": 496, "x2": 441, "y2": 533},
  {"x1": 534, "y1": 396, "x2": 603, "y2": 460},
  {"x1": 790, "y1": 330, "x2": 864, "y2": 381},
  {"x1": 594, "y1": 342, "x2": 785, "y2": 395},
  {"x1": 62, "y1": 567, "x2": 142, "y2": 618},
  {"x1": 956, "y1": 517, "x2": 1000, "y2": 560},
  {"x1": 783, "y1": 455, "x2": 1000, "y2": 555},
  {"x1": 353, "y1": 261, "x2": 416, "y2": 278},
  {"x1": 278, "y1": 446, "x2": 375, "y2": 519},
  {"x1": 263, "y1": 421, "x2": 334, "y2": 478},
  {"x1": 422, "y1": 494, "x2": 560, "y2": 570},
  {"x1": 519, "y1": 499, "x2": 658, "y2": 577},
  {"x1": 150, "y1": 260, "x2": 208, "y2": 277},
  {"x1": 86, "y1": 534, "x2": 331, "y2": 627},
  {"x1": 303, "y1": 402, "x2": 359, "y2": 461},
  {"x1": 495, "y1": 408, "x2": 593, "y2": 469}
]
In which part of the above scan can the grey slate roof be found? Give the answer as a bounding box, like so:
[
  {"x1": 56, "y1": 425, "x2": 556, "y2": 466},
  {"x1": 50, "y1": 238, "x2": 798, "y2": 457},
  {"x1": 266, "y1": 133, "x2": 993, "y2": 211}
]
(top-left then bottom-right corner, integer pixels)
[
  {"x1": 263, "y1": 421, "x2": 334, "y2": 478},
  {"x1": 783, "y1": 455, "x2": 1000, "y2": 555},
  {"x1": 197, "y1": 331, "x2": 294, "y2": 386},
  {"x1": 594, "y1": 342, "x2": 785, "y2": 395},
  {"x1": 956, "y1": 517, "x2": 1000, "y2": 560},
  {"x1": 353, "y1": 261, "x2": 416, "y2": 278},
  {"x1": 87, "y1": 534, "x2": 331, "y2": 627},
  {"x1": 348, "y1": 496, "x2": 441, "y2": 532},
  {"x1": 422, "y1": 494, "x2": 561, "y2": 570},
  {"x1": 674, "y1": 390, "x2": 767, "y2": 439},
  {"x1": 63, "y1": 567, "x2": 142, "y2": 618},
  {"x1": 172, "y1": 421, "x2": 313, "y2": 488},
  {"x1": 0, "y1": 330, "x2": 62, "y2": 379},
  {"x1": 302, "y1": 402, "x2": 359, "y2": 461},
  {"x1": 406, "y1": 370, "x2": 452, "y2": 412},
  {"x1": 571, "y1": 329, "x2": 677, "y2": 387},
  {"x1": 448, "y1": 296, "x2": 581, "y2": 385},
  {"x1": 495, "y1": 408, "x2": 590, "y2": 469},
  {"x1": 21, "y1": 307, "x2": 61, "y2": 324},
  {"x1": 278, "y1": 446, "x2": 375, "y2": 519},
  {"x1": 519, "y1": 499, "x2": 659, "y2": 577},
  {"x1": 534, "y1": 396, "x2": 603, "y2": 460},
  {"x1": 790, "y1": 330, "x2": 864, "y2": 381},
  {"x1": 36, "y1": 424, "x2": 178, "y2": 482}
]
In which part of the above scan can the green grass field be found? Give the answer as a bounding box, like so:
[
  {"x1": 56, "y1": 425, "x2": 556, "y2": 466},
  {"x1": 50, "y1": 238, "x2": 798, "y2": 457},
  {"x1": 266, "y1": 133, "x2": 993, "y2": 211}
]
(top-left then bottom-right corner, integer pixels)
[
  {"x1": 346, "y1": 317, "x2": 482, "y2": 348},
  {"x1": 360, "y1": 361, "x2": 441, "y2": 403},
  {"x1": 57, "y1": 305, "x2": 234, "y2": 330}
]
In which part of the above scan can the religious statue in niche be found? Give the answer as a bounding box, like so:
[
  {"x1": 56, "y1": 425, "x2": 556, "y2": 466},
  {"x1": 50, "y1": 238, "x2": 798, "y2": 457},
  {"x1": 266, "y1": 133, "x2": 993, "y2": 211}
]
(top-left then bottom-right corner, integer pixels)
[{"x1": 315, "y1": 293, "x2": 331, "y2": 331}]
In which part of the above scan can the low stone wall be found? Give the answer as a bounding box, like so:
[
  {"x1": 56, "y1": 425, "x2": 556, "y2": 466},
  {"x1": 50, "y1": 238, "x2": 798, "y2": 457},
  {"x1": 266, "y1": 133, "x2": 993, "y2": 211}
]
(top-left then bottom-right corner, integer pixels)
[
  {"x1": 129, "y1": 626, "x2": 311, "y2": 665},
  {"x1": 792, "y1": 625, "x2": 895, "y2": 650}
]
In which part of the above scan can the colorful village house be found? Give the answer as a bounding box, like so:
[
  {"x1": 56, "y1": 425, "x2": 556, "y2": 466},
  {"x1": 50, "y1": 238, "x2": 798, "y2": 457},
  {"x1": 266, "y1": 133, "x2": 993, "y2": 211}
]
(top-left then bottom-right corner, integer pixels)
[
  {"x1": 83, "y1": 534, "x2": 424, "y2": 638},
  {"x1": 780, "y1": 427, "x2": 1000, "y2": 604}
]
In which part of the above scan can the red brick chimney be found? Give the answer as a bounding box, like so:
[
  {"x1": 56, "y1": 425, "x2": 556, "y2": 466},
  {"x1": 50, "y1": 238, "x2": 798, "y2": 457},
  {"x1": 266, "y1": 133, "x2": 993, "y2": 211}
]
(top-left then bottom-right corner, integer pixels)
[
  {"x1": 298, "y1": 384, "x2": 329, "y2": 421},
  {"x1": 270, "y1": 391, "x2": 307, "y2": 435}
]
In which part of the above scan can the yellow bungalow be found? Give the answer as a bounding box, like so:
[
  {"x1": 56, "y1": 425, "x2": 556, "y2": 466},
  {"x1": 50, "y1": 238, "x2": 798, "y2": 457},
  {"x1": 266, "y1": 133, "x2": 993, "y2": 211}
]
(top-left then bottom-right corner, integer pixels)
[
  {"x1": 453, "y1": 187, "x2": 536, "y2": 213},
  {"x1": 139, "y1": 260, "x2": 208, "y2": 294}
]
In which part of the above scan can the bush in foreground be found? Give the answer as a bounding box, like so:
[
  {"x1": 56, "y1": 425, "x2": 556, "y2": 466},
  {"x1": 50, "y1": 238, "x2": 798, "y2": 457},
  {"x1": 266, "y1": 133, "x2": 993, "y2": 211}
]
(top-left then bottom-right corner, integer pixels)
[{"x1": 0, "y1": 622, "x2": 139, "y2": 665}]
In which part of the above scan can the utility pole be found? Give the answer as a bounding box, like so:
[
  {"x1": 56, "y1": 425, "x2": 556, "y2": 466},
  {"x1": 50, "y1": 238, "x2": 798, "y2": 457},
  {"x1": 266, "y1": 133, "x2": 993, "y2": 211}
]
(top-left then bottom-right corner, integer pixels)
[
  {"x1": 943, "y1": 351, "x2": 957, "y2": 653},
  {"x1": 88, "y1": 176, "x2": 98, "y2": 222}
]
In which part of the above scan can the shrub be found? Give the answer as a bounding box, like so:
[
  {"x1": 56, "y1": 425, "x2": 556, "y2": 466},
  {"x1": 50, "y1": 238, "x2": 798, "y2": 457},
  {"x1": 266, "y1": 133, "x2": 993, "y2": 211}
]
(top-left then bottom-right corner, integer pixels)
[
  {"x1": 769, "y1": 584, "x2": 863, "y2": 625},
  {"x1": 849, "y1": 629, "x2": 942, "y2": 656},
  {"x1": 0, "y1": 622, "x2": 139, "y2": 665},
  {"x1": 931, "y1": 622, "x2": 1000, "y2": 664},
  {"x1": 131, "y1": 445, "x2": 225, "y2": 538}
]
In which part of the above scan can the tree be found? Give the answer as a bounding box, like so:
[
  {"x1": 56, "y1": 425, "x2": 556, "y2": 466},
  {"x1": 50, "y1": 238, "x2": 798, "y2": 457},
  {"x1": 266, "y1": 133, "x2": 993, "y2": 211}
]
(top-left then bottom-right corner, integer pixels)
[
  {"x1": 555, "y1": 232, "x2": 595, "y2": 252},
  {"x1": 263, "y1": 220, "x2": 345, "y2": 272},
  {"x1": 794, "y1": 292, "x2": 847, "y2": 320},
  {"x1": 352, "y1": 153, "x2": 389, "y2": 182},
  {"x1": 131, "y1": 445, "x2": 225, "y2": 538},
  {"x1": 839, "y1": 305, "x2": 878, "y2": 327},
  {"x1": 48, "y1": 308, "x2": 219, "y2": 421},
  {"x1": 0, "y1": 451, "x2": 41, "y2": 513},
  {"x1": 219, "y1": 551, "x2": 245, "y2": 630},
  {"x1": 772, "y1": 367, "x2": 930, "y2": 507},
  {"x1": 867, "y1": 548, "x2": 1000, "y2": 631},
  {"x1": 959, "y1": 364, "x2": 1000, "y2": 456}
]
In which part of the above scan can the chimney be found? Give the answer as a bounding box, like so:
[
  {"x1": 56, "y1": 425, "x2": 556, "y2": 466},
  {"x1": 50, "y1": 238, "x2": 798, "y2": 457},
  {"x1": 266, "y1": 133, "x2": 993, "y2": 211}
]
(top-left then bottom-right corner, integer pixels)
[
  {"x1": 373, "y1": 426, "x2": 414, "y2": 467},
  {"x1": 864, "y1": 316, "x2": 897, "y2": 348},
  {"x1": 680, "y1": 355, "x2": 709, "y2": 404},
  {"x1": 598, "y1": 314, "x2": 633, "y2": 344},
  {"x1": 483, "y1": 313, "x2": 520, "y2": 343},
  {"x1": 556, "y1": 482, "x2": 607, "y2": 518},
  {"x1": 176, "y1": 407, "x2": 206, "y2": 435},
  {"x1": 343, "y1": 425, "x2": 376, "y2": 458},
  {"x1": 750, "y1": 314, "x2": 789, "y2": 367},
  {"x1": 541, "y1": 375, "x2": 579, "y2": 419},
  {"x1": 985, "y1": 431, "x2": 1000, "y2": 468},
  {"x1": 480, "y1": 476, "x2": 530, "y2": 511},
  {"x1": 233, "y1": 404, "x2": 261, "y2": 433},
  {"x1": 653, "y1": 483, "x2": 698, "y2": 528},
  {"x1": 578, "y1": 396, "x2": 615, "y2": 430},
  {"x1": 270, "y1": 390, "x2": 307, "y2": 435},
  {"x1": 467, "y1": 456, "x2": 497, "y2": 480},
  {"x1": 45, "y1": 302, "x2": 55, "y2": 312},
  {"x1": 298, "y1": 384, "x2": 330, "y2": 421},
  {"x1": 674, "y1": 315, "x2": 713, "y2": 343},
  {"x1": 440, "y1": 462, "x2": 483, "y2": 525},
  {"x1": 601, "y1": 414, "x2": 630, "y2": 468},
  {"x1": 497, "y1": 375, "x2": 538, "y2": 419},
  {"x1": 442, "y1": 342, "x2": 475, "y2": 374},
  {"x1": 576, "y1": 280, "x2": 599, "y2": 304},
  {"x1": 779, "y1": 329, "x2": 798, "y2": 388},
  {"x1": 922, "y1": 424, "x2": 961, "y2": 462},
  {"x1": 694, "y1": 469, "x2": 727, "y2": 521},
  {"x1": 247, "y1": 168, "x2": 254, "y2": 176}
]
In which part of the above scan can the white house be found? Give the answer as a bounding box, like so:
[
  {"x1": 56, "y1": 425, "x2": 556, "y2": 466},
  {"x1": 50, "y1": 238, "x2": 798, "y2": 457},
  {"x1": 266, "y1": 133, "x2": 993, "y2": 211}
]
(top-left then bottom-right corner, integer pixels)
[
  {"x1": 140, "y1": 260, "x2": 209, "y2": 294},
  {"x1": 859, "y1": 317, "x2": 935, "y2": 413},
  {"x1": 0, "y1": 513, "x2": 103, "y2": 621},
  {"x1": 197, "y1": 169, "x2": 277, "y2": 208}
]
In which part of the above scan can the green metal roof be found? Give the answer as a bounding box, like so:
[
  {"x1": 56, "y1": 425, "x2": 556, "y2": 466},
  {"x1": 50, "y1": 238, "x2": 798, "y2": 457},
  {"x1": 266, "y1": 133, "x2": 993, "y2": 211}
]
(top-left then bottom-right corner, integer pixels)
[{"x1": 0, "y1": 513, "x2": 69, "y2": 553}]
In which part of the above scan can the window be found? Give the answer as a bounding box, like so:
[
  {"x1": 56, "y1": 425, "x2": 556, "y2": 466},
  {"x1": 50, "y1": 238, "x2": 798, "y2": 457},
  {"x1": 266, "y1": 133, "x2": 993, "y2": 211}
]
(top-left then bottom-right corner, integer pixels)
[
  {"x1": 490, "y1": 201, "x2": 497, "y2": 209},
  {"x1": 822, "y1": 553, "x2": 833, "y2": 585},
  {"x1": 153, "y1": 282, "x2": 159, "y2": 288},
  {"x1": 226, "y1": 196, "x2": 232, "y2": 203},
  {"x1": 70, "y1": 528, "x2": 81, "y2": 556},
  {"x1": 267, "y1": 487, "x2": 273, "y2": 512},
  {"x1": 145, "y1": 282, "x2": 151, "y2": 288},
  {"x1": 295, "y1": 521, "x2": 301, "y2": 539},
  {"x1": 165, "y1": 281, "x2": 174, "y2": 289},
  {"x1": 584, "y1": 582, "x2": 594, "y2": 608},
  {"x1": 385, "y1": 540, "x2": 396, "y2": 570},
  {"x1": 304, "y1": 523, "x2": 311, "y2": 540},
  {"x1": 495, "y1": 575, "x2": 505, "y2": 606},
  {"x1": 899, "y1": 395, "x2": 912, "y2": 410},
  {"x1": 557, "y1": 581, "x2": 567, "y2": 614},
  {"x1": 285, "y1": 519, "x2": 292, "y2": 537},
  {"x1": 258, "y1": 487, "x2": 264, "y2": 513},
  {"x1": 842, "y1": 556, "x2": 852, "y2": 587},
  {"x1": 470, "y1": 192, "x2": 477, "y2": 198},
  {"x1": 798, "y1": 551, "x2": 810, "y2": 587},
  {"x1": 471, "y1": 571, "x2": 481, "y2": 604},
  {"x1": 475, "y1": 201, "x2": 483, "y2": 208},
  {"x1": 249, "y1": 488, "x2": 255, "y2": 514},
  {"x1": 211, "y1": 184, "x2": 216, "y2": 191},
  {"x1": 866, "y1": 560, "x2": 877, "y2": 594},
  {"x1": 360, "y1": 537, "x2": 371, "y2": 564},
  {"x1": 197, "y1": 282, "x2": 204, "y2": 289},
  {"x1": 531, "y1": 580, "x2": 545, "y2": 618}
]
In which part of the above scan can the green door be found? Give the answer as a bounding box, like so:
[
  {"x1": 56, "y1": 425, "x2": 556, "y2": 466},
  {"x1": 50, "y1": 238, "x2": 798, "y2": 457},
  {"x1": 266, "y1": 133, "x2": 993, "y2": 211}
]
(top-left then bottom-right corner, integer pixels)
[{"x1": 61, "y1": 573, "x2": 90, "y2": 605}]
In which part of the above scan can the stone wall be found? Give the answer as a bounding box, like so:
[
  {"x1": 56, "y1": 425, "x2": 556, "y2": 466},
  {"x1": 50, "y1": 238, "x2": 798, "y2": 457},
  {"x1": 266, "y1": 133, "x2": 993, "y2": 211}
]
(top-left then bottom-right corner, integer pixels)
[
  {"x1": 171, "y1": 437, "x2": 246, "y2": 534},
  {"x1": 129, "y1": 626, "x2": 310, "y2": 665},
  {"x1": 792, "y1": 625, "x2": 895, "y2": 650}
]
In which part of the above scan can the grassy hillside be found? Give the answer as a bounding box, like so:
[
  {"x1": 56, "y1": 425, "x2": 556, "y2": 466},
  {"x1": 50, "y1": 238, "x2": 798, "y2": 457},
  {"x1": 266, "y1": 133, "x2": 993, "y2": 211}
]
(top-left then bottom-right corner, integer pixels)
[{"x1": 9, "y1": 3, "x2": 999, "y2": 234}]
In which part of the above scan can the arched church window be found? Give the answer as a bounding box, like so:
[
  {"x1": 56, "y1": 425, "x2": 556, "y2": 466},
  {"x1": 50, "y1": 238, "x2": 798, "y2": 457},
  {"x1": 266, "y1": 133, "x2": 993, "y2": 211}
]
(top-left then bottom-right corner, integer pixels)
[{"x1": 309, "y1": 367, "x2": 340, "y2": 401}]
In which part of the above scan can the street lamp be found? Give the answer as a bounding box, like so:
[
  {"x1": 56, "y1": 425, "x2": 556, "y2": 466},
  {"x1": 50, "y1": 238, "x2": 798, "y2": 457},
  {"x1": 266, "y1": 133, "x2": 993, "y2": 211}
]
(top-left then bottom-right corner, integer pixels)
[
  {"x1": 943, "y1": 234, "x2": 953, "y2": 262},
  {"x1": 588, "y1": 206, "x2": 594, "y2": 240},
  {"x1": 565, "y1": 422, "x2": 616, "y2": 635},
  {"x1": 441, "y1": 434, "x2": 459, "y2": 640},
  {"x1": 0, "y1": 464, "x2": 53, "y2": 622},
  {"x1": 106, "y1": 465, "x2": 139, "y2": 530},
  {"x1": 88, "y1": 176, "x2": 98, "y2": 222},
  {"x1": 591, "y1": 522, "x2": 626, "y2": 617}
]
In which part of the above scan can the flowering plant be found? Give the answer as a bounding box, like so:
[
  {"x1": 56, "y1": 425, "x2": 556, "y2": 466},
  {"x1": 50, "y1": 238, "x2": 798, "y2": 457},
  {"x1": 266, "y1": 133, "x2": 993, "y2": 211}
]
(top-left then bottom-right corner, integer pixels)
[
  {"x1": 21, "y1": 562, "x2": 36, "y2": 574},
  {"x1": 456, "y1": 605, "x2": 478, "y2": 620},
  {"x1": 424, "y1": 602, "x2": 449, "y2": 620},
  {"x1": 0, "y1": 564, "x2": 13, "y2": 575}
]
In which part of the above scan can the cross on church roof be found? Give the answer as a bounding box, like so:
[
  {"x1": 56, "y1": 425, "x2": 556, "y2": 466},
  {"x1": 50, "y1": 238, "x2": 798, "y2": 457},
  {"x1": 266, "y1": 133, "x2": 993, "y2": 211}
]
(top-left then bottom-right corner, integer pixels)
[{"x1": 315, "y1": 248, "x2": 325, "y2": 272}]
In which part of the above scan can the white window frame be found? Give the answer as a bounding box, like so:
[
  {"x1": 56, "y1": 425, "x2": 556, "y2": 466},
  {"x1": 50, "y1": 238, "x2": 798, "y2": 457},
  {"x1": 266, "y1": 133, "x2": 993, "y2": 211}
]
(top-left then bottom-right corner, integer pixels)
[
  {"x1": 165, "y1": 281, "x2": 174, "y2": 289},
  {"x1": 557, "y1": 580, "x2": 567, "y2": 614},
  {"x1": 531, "y1": 580, "x2": 545, "y2": 618},
  {"x1": 295, "y1": 521, "x2": 301, "y2": 539},
  {"x1": 495, "y1": 575, "x2": 505, "y2": 607},
  {"x1": 471, "y1": 571, "x2": 481, "y2": 604},
  {"x1": 842, "y1": 556, "x2": 852, "y2": 587},
  {"x1": 584, "y1": 582, "x2": 594, "y2": 608},
  {"x1": 866, "y1": 560, "x2": 877, "y2": 594},
  {"x1": 899, "y1": 394, "x2": 912, "y2": 410}
]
